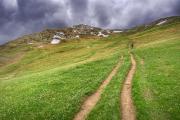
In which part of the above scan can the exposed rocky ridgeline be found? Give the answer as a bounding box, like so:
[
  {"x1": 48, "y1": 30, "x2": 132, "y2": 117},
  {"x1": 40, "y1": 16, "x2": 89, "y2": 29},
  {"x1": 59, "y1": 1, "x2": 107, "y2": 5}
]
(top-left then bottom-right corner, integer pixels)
[
  {"x1": 0, "y1": 24, "x2": 123, "y2": 49},
  {"x1": 14, "y1": 24, "x2": 120, "y2": 45}
]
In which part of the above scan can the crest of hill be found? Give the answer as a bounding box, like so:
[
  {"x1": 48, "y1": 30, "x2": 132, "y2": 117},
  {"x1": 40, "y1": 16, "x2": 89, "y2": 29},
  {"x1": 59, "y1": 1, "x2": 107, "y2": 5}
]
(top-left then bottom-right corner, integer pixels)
[
  {"x1": 1, "y1": 16, "x2": 180, "y2": 48},
  {"x1": 126, "y1": 16, "x2": 180, "y2": 34},
  {"x1": 0, "y1": 24, "x2": 114, "y2": 48}
]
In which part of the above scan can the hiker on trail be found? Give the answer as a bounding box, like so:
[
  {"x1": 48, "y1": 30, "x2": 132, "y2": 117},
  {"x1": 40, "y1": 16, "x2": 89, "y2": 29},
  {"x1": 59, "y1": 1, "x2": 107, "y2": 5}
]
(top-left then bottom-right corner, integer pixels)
[
  {"x1": 130, "y1": 42, "x2": 134, "y2": 49},
  {"x1": 131, "y1": 43, "x2": 134, "y2": 49}
]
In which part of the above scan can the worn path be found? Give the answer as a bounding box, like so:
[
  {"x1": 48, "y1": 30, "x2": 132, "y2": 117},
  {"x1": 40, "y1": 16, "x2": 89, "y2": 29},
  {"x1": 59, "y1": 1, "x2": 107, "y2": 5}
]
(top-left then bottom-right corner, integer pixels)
[
  {"x1": 73, "y1": 56, "x2": 123, "y2": 120},
  {"x1": 121, "y1": 54, "x2": 136, "y2": 120}
]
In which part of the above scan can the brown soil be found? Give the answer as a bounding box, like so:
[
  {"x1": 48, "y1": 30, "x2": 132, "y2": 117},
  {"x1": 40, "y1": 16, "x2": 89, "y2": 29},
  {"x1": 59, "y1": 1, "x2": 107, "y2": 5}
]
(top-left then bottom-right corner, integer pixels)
[
  {"x1": 73, "y1": 56, "x2": 123, "y2": 120},
  {"x1": 121, "y1": 54, "x2": 136, "y2": 120}
]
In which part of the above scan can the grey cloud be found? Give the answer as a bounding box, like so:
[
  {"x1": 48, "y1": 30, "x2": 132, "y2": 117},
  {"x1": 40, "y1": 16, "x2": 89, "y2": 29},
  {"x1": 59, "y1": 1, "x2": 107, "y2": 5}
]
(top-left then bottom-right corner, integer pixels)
[
  {"x1": 0, "y1": 0, "x2": 180, "y2": 44},
  {"x1": 93, "y1": 2, "x2": 111, "y2": 27},
  {"x1": 0, "y1": 0, "x2": 68, "y2": 44},
  {"x1": 172, "y1": 1, "x2": 180, "y2": 15},
  {"x1": 68, "y1": 0, "x2": 89, "y2": 23},
  {"x1": 70, "y1": 0, "x2": 88, "y2": 13},
  {"x1": 0, "y1": 1, "x2": 16, "y2": 26},
  {"x1": 16, "y1": 0, "x2": 59, "y2": 22}
]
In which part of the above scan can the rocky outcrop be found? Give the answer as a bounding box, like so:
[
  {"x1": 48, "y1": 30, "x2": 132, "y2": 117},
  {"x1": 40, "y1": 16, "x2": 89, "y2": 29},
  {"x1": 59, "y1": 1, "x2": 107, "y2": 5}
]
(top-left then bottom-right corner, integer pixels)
[
  {"x1": 51, "y1": 32, "x2": 65, "y2": 44},
  {"x1": 12, "y1": 24, "x2": 123, "y2": 45}
]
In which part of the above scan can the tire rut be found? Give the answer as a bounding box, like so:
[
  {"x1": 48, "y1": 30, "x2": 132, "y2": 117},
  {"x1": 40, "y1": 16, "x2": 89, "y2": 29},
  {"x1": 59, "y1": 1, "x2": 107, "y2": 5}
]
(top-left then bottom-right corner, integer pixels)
[
  {"x1": 120, "y1": 54, "x2": 136, "y2": 120},
  {"x1": 73, "y1": 56, "x2": 123, "y2": 120}
]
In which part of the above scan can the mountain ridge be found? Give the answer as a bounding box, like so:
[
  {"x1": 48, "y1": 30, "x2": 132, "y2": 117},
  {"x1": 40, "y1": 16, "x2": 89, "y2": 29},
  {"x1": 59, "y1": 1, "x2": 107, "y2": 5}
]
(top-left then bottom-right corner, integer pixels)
[{"x1": 0, "y1": 16, "x2": 179, "y2": 48}]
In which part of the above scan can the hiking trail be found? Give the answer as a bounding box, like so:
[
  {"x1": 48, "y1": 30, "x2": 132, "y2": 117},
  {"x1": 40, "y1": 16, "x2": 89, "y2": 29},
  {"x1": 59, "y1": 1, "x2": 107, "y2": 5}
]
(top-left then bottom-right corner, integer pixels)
[
  {"x1": 121, "y1": 54, "x2": 136, "y2": 120},
  {"x1": 73, "y1": 56, "x2": 123, "y2": 120}
]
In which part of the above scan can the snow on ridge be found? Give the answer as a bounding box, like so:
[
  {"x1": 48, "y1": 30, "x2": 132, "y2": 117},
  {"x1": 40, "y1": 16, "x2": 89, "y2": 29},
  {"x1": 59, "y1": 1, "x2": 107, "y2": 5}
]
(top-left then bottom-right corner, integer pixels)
[
  {"x1": 51, "y1": 32, "x2": 65, "y2": 45},
  {"x1": 53, "y1": 35, "x2": 61, "y2": 39},
  {"x1": 157, "y1": 20, "x2": 167, "y2": 26},
  {"x1": 98, "y1": 32, "x2": 109, "y2": 37},
  {"x1": 56, "y1": 32, "x2": 64, "y2": 35},
  {"x1": 75, "y1": 35, "x2": 80, "y2": 38},
  {"x1": 51, "y1": 38, "x2": 61, "y2": 44},
  {"x1": 113, "y1": 30, "x2": 123, "y2": 33}
]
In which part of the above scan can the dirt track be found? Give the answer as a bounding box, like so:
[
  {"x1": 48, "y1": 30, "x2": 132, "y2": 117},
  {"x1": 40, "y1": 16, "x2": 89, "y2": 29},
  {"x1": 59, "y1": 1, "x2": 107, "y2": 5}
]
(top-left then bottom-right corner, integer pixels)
[
  {"x1": 73, "y1": 56, "x2": 123, "y2": 120},
  {"x1": 121, "y1": 54, "x2": 136, "y2": 120}
]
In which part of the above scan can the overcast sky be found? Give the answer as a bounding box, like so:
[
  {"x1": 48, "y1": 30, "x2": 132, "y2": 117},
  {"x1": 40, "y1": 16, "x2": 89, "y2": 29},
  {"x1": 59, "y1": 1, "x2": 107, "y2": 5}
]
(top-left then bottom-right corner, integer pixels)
[{"x1": 0, "y1": 0, "x2": 180, "y2": 44}]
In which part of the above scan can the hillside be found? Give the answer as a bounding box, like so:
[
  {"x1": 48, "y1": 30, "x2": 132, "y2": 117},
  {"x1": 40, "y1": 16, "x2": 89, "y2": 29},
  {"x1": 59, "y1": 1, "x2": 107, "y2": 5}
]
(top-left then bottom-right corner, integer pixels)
[{"x1": 0, "y1": 16, "x2": 180, "y2": 120}]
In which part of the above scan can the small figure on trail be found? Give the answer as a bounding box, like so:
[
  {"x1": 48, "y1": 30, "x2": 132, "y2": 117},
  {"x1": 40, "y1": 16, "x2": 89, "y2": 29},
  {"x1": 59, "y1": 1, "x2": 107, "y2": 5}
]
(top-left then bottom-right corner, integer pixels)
[{"x1": 130, "y1": 42, "x2": 134, "y2": 49}]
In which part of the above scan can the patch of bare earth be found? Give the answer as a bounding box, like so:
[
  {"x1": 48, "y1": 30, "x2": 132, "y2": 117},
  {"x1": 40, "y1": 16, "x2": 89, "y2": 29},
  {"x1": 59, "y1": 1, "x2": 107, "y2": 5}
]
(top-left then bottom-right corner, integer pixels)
[
  {"x1": 73, "y1": 56, "x2": 123, "y2": 120},
  {"x1": 121, "y1": 54, "x2": 136, "y2": 120}
]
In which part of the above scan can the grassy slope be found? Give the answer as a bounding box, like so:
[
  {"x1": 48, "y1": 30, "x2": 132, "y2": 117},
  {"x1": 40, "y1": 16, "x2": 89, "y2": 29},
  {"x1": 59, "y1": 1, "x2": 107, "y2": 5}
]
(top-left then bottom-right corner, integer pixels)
[
  {"x1": 0, "y1": 35, "x2": 129, "y2": 78},
  {"x1": 131, "y1": 18, "x2": 180, "y2": 120},
  {"x1": 0, "y1": 34, "x2": 130, "y2": 119},
  {"x1": 0, "y1": 55, "x2": 119, "y2": 120}
]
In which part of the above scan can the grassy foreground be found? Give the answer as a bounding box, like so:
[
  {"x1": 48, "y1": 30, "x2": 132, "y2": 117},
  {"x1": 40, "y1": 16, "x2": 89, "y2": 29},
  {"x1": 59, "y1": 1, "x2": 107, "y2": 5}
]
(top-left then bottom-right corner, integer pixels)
[{"x1": 0, "y1": 54, "x2": 120, "y2": 120}]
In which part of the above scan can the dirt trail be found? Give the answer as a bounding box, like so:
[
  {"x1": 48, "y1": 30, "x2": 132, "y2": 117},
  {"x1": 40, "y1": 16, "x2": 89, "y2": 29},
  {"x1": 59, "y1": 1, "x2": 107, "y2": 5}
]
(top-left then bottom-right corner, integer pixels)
[
  {"x1": 121, "y1": 54, "x2": 136, "y2": 120},
  {"x1": 73, "y1": 56, "x2": 123, "y2": 120}
]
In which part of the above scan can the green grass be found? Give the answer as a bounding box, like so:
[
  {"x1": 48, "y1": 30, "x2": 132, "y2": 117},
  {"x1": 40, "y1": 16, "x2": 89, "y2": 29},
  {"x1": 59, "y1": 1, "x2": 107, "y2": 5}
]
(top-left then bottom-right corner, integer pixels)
[
  {"x1": 131, "y1": 18, "x2": 180, "y2": 120},
  {"x1": 0, "y1": 34, "x2": 130, "y2": 119},
  {"x1": 0, "y1": 35, "x2": 129, "y2": 79},
  {"x1": 0, "y1": 53, "x2": 121, "y2": 120},
  {"x1": 132, "y1": 38, "x2": 180, "y2": 120},
  {"x1": 87, "y1": 53, "x2": 131, "y2": 120}
]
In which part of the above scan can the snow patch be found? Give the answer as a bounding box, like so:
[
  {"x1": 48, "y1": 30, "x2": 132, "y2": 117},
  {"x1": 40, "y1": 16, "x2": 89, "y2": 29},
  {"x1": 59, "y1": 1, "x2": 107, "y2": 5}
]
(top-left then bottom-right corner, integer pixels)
[
  {"x1": 27, "y1": 42, "x2": 33, "y2": 45},
  {"x1": 157, "y1": 20, "x2": 167, "y2": 25},
  {"x1": 51, "y1": 35, "x2": 61, "y2": 44},
  {"x1": 51, "y1": 39, "x2": 61, "y2": 44},
  {"x1": 98, "y1": 32, "x2": 109, "y2": 37},
  {"x1": 51, "y1": 32, "x2": 65, "y2": 44},
  {"x1": 75, "y1": 35, "x2": 80, "y2": 38},
  {"x1": 91, "y1": 32, "x2": 96, "y2": 35},
  {"x1": 113, "y1": 30, "x2": 123, "y2": 33},
  {"x1": 57, "y1": 32, "x2": 65, "y2": 35},
  {"x1": 53, "y1": 35, "x2": 61, "y2": 39}
]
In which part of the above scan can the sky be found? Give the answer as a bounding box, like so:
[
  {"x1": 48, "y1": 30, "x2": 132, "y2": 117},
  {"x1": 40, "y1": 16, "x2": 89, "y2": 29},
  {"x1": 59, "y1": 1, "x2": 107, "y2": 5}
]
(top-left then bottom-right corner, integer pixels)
[{"x1": 0, "y1": 0, "x2": 180, "y2": 44}]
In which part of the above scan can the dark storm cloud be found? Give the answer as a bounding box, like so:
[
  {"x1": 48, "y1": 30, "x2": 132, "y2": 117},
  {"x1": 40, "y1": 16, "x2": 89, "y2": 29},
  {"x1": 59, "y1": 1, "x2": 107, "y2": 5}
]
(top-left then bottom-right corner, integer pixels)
[
  {"x1": 70, "y1": 0, "x2": 88, "y2": 13},
  {"x1": 172, "y1": 1, "x2": 180, "y2": 15},
  {"x1": 0, "y1": 0, "x2": 180, "y2": 44},
  {"x1": 0, "y1": 0, "x2": 69, "y2": 44},
  {"x1": 0, "y1": 1, "x2": 16, "y2": 26},
  {"x1": 16, "y1": 0, "x2": 58, "y2": 22},
  {"x1": 68, "y1": 0, "x2": 89, "y2": 23},
  {"x1": 93, "y1": 2, "x2": 111, "y2": 26}
]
